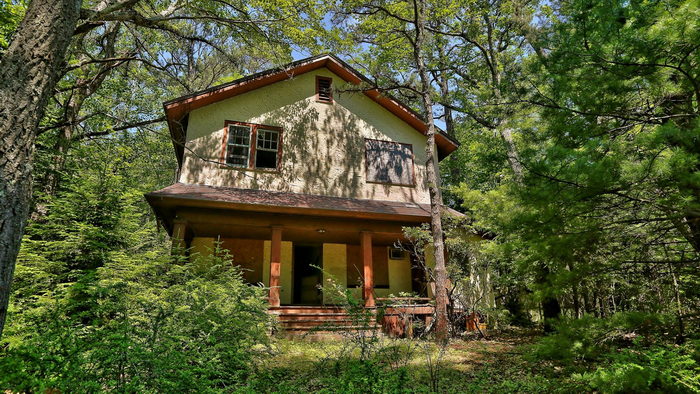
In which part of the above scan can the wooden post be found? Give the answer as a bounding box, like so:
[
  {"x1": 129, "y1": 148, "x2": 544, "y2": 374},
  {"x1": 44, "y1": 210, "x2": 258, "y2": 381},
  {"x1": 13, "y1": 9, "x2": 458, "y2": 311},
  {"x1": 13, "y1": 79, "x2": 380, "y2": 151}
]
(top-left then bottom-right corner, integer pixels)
[
  {"x1": 269, "y1": 226, "x2": 283, "y2": 307},
  {"x1": 361, "y1": 231, "x2": 375, "y2": 307},
  {"x1": 171, "y1": 219, "x2": 187, "y2": 254}
]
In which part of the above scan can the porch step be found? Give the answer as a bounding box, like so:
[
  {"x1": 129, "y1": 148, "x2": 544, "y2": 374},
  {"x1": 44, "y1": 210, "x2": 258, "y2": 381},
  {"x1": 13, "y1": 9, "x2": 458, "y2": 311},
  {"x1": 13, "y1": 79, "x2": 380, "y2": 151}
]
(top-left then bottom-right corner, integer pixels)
[
  {"x1": 278, "y1": 313, "x2": 356, "y2": 321},
  {"x1": 270, "y1": 306, "x2": 344, "y2": 314},
  {"x1": 279, "y1": 319, "x2": 377, "y2": 327},
  {"x1": 270, "y1": 305, "x2": 380, "y2": 334}
]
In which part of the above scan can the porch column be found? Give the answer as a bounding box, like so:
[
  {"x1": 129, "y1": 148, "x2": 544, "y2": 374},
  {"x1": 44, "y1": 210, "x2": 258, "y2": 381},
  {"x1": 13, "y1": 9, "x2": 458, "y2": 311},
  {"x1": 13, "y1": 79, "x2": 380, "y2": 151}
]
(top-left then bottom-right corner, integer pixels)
[
  {"x1": 269, "y1": 226, "x2": 283, "y2": 307},
  {"x1": 361, "y1": 231, "x2": 375, "y2": 307},
  {"x1": 171, "y1": 219, "x2": 187, "y2": 254}
]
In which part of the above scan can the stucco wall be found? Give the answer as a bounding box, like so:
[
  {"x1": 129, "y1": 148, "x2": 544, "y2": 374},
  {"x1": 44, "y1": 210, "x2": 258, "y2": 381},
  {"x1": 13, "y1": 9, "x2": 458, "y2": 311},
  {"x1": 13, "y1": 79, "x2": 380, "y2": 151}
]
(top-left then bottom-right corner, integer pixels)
[
  {"x1": 322, "y1": 243, "x2": 347, "y2": 304},
  {"x1": 374, "y1": 250, "x2": 413, "y2": 299},
  {"x1": 179, "y1": 68, "x2": 431, "y2": 203}
]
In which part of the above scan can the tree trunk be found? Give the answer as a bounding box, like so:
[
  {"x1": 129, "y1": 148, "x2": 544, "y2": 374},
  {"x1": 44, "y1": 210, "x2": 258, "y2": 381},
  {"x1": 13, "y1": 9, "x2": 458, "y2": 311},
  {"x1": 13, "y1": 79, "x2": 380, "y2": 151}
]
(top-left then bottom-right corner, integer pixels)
[
  {"x1": 669, "y1": 262, "x2": 685, "y2": 343},
  {"x1": 414, "y1": 0, "x2": 449, "y2": 343},
  {"x1": 499, "y1": 127, "x2": 524, "y2": 181},
  {"x1": 0, "y1": 0, "x2": 81, "y2": 339},
  {"x1": 537, "y1": 265, "x2": 561, "y2": 333},
  {"x1": 43, "y1": 23, "x2": 121, "y2": 196}
]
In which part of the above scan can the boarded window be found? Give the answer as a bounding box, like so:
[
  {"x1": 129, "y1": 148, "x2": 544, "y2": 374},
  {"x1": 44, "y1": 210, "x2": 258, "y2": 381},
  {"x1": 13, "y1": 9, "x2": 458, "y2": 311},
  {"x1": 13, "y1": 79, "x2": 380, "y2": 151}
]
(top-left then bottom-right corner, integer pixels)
[
  {"x1": 346, "y1": 245, "x2": 389, "y2": 288},
  {"x1": 220, "y1": 238, "x2": 264, "y2": 284},
  {"x1": 365, "y1": 139, "x2": 414, "y2": 185},
  {"x1": 316, "y1": 76, "x2": 333, "y2": 103}
]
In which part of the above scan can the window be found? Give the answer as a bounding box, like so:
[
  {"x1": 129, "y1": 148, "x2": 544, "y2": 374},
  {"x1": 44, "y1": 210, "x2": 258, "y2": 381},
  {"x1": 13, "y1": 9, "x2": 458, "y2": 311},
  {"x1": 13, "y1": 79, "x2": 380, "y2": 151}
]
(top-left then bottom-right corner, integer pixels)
[
  {"x1": 389, "y1": 247, "x2": 405, "y2": 260},
  {"x1": 255, "y1": 128, "x2": 279, "y2": 169},
  {"x1": 316, "y1": 76, "x2": 333, "y2": 103},
  {"x1": 365, "y1": 139, "x2": 414, "y2": 186},
  {"x1": 225, "y1": 125, "x2": 251, "y2": 167},
  {"x1": 222, "y1": 121, "x2": 282, "y2": 170}
]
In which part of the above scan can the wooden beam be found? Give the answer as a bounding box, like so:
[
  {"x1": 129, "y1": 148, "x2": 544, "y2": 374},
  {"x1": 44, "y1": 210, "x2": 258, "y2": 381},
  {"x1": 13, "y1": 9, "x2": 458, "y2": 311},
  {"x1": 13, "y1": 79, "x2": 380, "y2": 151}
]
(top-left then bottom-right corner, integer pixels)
[
  {"x1": 361, "y1": 231, "x2": 375, "y2": 307},
  {"x1": 176, "y1": 207, "x2": 412, "y2": 236},
  {"x1": 269, "y1": 226, "x2": 283, "y2": 307}
]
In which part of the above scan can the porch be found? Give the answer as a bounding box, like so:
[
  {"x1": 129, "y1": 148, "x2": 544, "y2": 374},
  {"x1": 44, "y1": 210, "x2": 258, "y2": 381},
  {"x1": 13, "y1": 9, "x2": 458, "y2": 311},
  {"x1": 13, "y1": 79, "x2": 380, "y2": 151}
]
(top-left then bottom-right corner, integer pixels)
[{"x1": 145, "y1": 183, "x2": 441, "y2": 332}]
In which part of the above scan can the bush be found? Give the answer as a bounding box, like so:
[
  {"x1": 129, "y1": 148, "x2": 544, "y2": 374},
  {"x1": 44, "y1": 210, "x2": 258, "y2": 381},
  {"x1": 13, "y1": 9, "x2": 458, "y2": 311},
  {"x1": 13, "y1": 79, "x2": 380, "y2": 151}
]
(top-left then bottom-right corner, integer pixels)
[
  {"x1": 530, "y1": 312, "x2": 672, "y2": 362},
  {"x1": 580, "y1": 342, "x2": 700, "y2": 393},
  {"x1": 0, "y1": 252, "x2": 271, "y2": 392}
]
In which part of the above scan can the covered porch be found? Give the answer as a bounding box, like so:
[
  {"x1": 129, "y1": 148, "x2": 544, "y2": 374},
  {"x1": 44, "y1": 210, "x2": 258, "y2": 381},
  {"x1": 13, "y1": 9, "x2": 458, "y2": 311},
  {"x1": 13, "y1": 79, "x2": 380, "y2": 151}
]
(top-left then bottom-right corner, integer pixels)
[{"x1": 146, "y1": 183, "x2": 437, "y2": 309}]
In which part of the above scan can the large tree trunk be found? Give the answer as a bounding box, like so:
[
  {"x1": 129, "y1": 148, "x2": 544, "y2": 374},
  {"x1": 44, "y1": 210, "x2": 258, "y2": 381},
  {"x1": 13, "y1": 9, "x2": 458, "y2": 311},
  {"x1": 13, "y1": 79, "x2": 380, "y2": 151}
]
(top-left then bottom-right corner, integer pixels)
[
  {"x1": 0, "y1": 0, "x2": 81, "y2": 339},
  {"x1": 414, "y1": 0, "x2": 449, "y2": 343}
]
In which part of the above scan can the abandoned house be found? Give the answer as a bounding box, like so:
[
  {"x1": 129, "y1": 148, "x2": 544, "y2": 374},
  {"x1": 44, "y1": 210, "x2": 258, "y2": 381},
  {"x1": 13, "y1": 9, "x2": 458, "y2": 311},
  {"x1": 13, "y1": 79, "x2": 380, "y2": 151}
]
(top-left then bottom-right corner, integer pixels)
[{"x1": 145, "y1": 54, "x2": 464, "y2": 333}]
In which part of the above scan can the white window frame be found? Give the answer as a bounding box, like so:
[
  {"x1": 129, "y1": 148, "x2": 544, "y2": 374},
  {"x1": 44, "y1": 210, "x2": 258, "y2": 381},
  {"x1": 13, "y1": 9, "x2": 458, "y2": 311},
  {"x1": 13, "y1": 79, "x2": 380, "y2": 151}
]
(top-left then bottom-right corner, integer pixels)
[{"x1": 225, "y1": 124, "x2": 252, "y2": 168}]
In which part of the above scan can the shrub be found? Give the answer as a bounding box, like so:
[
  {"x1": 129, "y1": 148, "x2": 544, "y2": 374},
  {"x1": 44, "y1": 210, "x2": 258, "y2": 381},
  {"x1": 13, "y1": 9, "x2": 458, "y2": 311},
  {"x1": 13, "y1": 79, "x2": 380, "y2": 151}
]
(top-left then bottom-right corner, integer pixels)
[
  {"x1": 0, "y1": 252, "x2": 271, "y2": 392},
  {"x1": 580, "y1": 342, "x2": 700, "y2": 393},
  {"x1": 530, "y1": 312, "x2": 672, "y2": 362}
]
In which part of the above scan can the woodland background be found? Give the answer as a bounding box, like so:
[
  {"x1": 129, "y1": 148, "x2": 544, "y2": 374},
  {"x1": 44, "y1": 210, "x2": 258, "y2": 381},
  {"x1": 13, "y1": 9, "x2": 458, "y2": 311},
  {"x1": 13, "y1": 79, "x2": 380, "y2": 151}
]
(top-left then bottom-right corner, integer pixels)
[{"x1": 0, "y1": 0, "x2": 699, "y2": 392}]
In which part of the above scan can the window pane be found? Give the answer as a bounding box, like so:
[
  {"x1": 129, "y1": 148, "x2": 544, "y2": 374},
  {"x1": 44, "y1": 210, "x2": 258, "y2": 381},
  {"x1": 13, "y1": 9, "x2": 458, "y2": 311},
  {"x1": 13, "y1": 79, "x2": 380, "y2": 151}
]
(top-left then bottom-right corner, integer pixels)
[
  {"x1": 229, "y1": 146, "x2": 248, "y2": 157},
  {"x1": 365, "y1": 139, "x2": 414, "y2": 185},
  {"x1": 255, "y1": 149, "x2": 277, "y2": 169},
  {"x1": 257, "y1": 129, "x2": 279, "y2": 151},
  {"x1": 227, "y1": 154, "x2": 247, "y2": 166}
]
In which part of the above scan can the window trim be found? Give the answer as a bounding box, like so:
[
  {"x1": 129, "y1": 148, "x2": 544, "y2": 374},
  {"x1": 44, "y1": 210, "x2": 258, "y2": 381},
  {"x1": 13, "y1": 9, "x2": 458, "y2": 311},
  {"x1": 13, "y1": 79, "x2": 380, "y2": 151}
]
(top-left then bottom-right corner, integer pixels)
[
  {"x1": 315, "y1": 75, "x2": 333, "y2": 104},
  {"x1": 220, "y1": 120, "x2": 283, "y2": 172},
  {"x1": 364, "y1": 138, "x2": 416, "y2": 187}
]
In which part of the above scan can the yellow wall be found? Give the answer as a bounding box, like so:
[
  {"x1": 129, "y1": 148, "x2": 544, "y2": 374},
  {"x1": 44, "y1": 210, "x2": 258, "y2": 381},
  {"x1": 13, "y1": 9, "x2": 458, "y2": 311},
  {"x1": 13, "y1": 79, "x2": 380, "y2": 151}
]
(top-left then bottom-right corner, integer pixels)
[
  {"x1": 190, "y1": 237, "x2": 215, "y2": 269},
  {"x1": 322, "y1": 243, "x2": 347, "y2": 304},
  {"x1": 263, "y1": 240, "x2": 293, "y2": 305},
  {"x1": 180, "y1": 68, "x2": 434, "y2": 204},
  {"x1": 374, "y1": 248, "x2": 413, "y2": 298}
]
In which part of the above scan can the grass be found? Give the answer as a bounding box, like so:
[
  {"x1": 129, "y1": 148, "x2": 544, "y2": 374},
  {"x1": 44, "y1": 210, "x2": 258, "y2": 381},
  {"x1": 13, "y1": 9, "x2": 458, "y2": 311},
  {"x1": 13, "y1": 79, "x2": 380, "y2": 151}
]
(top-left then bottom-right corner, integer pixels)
[{"x1": 238, "y1": 329, "x2": 589, "y2": 393}]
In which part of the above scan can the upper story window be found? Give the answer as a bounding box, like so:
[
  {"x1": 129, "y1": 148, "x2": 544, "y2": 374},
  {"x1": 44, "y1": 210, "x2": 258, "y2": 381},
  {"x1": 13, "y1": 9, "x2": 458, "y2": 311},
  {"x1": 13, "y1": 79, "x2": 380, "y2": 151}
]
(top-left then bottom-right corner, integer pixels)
[
  {"x1": 316, "y1": 76, "x2": 333, "y2": 103},
  {"x1": 222, "y1": 121, "x2": 282, "y2": 170},
  {"x1": 365, "y1": 138, "x2": 415, "y2": 186}
]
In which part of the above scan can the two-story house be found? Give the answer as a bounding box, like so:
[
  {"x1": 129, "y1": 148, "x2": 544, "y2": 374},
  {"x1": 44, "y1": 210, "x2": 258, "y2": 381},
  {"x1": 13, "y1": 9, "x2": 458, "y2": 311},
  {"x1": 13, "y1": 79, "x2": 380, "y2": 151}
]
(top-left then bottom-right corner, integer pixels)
[{"x1": 145, "y1": 54, "x2": 461, "y2": 331}]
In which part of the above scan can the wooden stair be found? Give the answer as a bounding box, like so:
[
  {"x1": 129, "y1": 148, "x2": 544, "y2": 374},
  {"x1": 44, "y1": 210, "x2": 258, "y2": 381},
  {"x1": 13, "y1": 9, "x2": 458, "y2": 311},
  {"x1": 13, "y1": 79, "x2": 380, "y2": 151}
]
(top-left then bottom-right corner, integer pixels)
[{"x1": 270, "y1": 306, "x2": 380, "y2": 334}]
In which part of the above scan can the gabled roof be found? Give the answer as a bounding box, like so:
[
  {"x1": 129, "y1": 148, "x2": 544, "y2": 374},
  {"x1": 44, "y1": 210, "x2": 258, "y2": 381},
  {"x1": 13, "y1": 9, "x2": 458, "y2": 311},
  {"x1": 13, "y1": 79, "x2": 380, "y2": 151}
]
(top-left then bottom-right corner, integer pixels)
[{"x1": 163, "y1": 54, "x2": 459, "y2": 167}]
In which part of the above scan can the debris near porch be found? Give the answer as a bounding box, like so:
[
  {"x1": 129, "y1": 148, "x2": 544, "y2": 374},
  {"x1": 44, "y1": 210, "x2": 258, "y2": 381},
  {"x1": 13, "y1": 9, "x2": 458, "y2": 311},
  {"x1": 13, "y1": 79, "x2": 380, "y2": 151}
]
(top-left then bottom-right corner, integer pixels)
[{"x1": 378, "y1": 297, "x2": 435, "y2": 338}]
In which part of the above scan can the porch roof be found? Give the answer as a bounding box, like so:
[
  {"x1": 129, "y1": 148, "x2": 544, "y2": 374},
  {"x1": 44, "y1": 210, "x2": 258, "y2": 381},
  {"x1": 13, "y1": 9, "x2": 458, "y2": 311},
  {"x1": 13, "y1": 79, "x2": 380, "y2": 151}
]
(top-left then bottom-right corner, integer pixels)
[{"x1": 145, "y1": 183, "x2": 464, "y2": 234}]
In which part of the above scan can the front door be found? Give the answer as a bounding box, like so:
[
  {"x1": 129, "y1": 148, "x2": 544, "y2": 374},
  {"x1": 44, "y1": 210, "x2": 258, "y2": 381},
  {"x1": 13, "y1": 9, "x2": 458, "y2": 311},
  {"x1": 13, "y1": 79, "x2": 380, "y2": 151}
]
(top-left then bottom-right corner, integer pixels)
[{"x1": 292, "y1": 244, "x2": 323, "y2": 305}]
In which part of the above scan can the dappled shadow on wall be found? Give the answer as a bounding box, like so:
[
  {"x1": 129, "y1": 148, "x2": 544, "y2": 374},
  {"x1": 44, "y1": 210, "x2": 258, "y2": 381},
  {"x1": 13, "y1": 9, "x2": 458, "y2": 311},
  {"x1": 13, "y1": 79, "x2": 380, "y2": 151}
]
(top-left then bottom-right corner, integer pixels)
[{"x1": 184, "y1": 95, "x2": 423, "y2": 202}]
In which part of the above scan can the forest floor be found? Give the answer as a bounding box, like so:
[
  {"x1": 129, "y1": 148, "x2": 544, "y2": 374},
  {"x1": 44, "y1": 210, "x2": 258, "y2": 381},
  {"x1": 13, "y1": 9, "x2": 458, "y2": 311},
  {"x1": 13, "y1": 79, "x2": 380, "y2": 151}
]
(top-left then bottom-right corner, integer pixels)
[{"x1": 244, "y1": 329, "x2": 587, "y2": 393}]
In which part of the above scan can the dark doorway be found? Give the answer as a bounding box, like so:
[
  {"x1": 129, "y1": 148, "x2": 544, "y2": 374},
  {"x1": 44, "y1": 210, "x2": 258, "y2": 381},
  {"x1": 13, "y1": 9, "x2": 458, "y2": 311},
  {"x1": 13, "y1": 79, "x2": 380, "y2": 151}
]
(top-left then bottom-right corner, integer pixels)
[
  {"x1": 410, "y1": 253, "x2": 429, "y2": 297},
  {"x1": 293, "y1": 244, "x2": 323, "y2": 305}
]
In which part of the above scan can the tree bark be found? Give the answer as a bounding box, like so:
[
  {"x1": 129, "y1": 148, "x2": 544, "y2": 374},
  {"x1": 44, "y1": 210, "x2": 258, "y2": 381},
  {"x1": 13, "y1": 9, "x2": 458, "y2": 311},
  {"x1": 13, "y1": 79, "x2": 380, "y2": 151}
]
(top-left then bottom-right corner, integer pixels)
[
  {"x1": 414, "y1": 0, "x2": 449, "y2": 343},
  {"x1": 0, "y1": 0, "x2": 81, "y2": 339}
]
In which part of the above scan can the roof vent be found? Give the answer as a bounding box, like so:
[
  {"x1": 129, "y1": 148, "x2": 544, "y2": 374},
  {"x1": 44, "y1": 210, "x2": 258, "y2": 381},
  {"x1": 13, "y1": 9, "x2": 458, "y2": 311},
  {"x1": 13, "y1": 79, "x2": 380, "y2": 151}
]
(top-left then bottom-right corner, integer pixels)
[{"x1": 316, "y1": 76, "x2": 333, "y2": 103}]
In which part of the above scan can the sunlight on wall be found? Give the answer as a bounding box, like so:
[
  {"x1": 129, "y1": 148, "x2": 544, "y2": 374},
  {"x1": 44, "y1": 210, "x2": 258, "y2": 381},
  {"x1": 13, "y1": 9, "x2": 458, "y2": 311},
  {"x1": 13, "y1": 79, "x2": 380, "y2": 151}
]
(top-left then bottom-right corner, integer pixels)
[
  {"x1": 180, "y1": 68, "x2": 432, "y2": 203},
  {"x1": 322, "y1": 243, "x2": 347, "y2": 304}
]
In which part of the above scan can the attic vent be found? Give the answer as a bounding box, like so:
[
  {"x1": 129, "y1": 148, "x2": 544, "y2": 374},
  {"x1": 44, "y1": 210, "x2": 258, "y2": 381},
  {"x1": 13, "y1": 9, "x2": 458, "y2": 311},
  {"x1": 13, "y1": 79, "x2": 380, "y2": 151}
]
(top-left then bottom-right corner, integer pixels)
[{"x1": 316, "y1": 76, "x2": 333, "y2": 103}]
